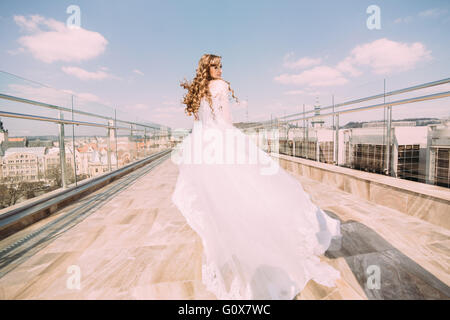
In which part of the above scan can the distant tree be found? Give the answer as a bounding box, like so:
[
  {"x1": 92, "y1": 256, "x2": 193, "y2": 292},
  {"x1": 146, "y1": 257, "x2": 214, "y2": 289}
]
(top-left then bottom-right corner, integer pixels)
[
  {"x1": 343, "y1": 121, "x2": 364, "y2": 128},
  {"x1": 0, "y1": 181, "x2": 21, "y2": 208},
  {"x1": 45, "y1": 164, "x2": 75, "y2": 187},
  {"x1": 0, "y1": 178, "x2": 45, "y2": 208},
  {"x1": 17, "y1": 180, "x2": 45, "y2": 200}
]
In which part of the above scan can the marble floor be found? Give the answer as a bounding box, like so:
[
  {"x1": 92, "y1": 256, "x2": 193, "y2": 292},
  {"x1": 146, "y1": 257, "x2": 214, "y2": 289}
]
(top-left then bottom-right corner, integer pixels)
[{"x1": 0, "y1": 155, "x2": 448, "y2": 300}]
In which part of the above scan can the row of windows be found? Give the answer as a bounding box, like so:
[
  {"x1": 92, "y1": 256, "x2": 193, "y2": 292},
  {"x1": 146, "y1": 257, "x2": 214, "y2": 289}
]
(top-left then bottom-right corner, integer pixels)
[
  {"x1": 7, "y1": 166, "x2": 42, "y2": 170},
  {"x1": 5, "y1": 175, "x2": 38, "y2": 180},
  {"x1": 6, "y1": 159, "x2": 38, "y2": 164},
  {"x1": 4, "y1": 165, "x2": 43, "y2": 169},
  {"x1": 6, "y1": 172, "x2": 37, "y2": 176},
  {"x1": 3, "y1": 158, "x2": 62, "y2": 164}
]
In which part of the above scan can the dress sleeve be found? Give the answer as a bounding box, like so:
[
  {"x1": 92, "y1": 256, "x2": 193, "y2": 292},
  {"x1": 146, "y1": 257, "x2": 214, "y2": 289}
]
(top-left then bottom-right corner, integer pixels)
[
  {"x1": 210, "y1": 79, "x2": 229, "y2": 99},
  {"x1": 210, "y1": 80, "x2": 232, "y2": 123}
]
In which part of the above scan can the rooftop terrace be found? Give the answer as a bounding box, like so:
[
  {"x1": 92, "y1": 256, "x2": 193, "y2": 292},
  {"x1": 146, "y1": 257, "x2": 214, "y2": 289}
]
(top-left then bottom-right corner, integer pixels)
[{"x1": 0, "y1": 152, "x2": 448, "y2": 299}]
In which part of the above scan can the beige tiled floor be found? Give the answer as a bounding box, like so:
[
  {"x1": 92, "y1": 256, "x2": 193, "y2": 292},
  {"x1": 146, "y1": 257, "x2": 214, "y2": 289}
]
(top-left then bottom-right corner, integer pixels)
[{"x1": 0, "y1": 157, "x2": 448, "y2": 300}]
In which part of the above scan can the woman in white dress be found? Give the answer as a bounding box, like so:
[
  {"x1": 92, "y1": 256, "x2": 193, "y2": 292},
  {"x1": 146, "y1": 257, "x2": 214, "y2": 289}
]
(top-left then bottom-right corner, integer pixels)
[{"x1": 171, "y1": 53, "x2": 342, "y2": 300}]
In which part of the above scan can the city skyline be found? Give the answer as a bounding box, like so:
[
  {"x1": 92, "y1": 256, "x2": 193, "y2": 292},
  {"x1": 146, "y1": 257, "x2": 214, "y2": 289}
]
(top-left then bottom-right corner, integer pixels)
[{"x1": 0, "y1": 0, "x2": 449, "y2": 135}]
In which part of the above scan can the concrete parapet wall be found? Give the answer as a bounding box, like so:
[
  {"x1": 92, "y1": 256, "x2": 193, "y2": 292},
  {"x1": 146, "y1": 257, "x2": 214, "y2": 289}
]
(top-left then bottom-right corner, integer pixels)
[{"x1": 272, "y1": 153, "x2": 450, "y2": 230}]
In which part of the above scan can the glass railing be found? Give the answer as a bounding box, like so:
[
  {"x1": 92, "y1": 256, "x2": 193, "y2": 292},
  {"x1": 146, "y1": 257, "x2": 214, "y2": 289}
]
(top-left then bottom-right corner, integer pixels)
[
  {"x1": 241, "y1": 75, "x2": 450, "y2": 189},
  {"x1": 1, "y1": 69, "x2": 448, "y2": 215},
  {"x1": 0, "y1": 71, "x2": 174, "y2": 211}
]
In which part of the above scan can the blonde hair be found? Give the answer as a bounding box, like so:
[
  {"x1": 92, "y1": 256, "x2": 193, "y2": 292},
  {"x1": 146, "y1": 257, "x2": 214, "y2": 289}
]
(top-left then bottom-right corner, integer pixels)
[{"x1": 180, "y1": 54, "x2": 238, "y2": 119}]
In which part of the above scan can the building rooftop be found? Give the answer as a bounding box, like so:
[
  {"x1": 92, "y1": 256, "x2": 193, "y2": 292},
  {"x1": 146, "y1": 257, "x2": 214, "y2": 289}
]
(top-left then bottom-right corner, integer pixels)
[
  {"x1": 0, "y1": 155, "x2": 448, "y2": 299},
  {"x1": 4, "y1": 146, "x2": 46, "y2": 157}
]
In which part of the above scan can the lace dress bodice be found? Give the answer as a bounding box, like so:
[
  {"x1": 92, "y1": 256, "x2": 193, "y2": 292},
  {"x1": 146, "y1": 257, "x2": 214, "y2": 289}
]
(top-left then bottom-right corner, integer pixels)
[{"x1": 198, "y1": 79, "x2": 233, "y2": 126}]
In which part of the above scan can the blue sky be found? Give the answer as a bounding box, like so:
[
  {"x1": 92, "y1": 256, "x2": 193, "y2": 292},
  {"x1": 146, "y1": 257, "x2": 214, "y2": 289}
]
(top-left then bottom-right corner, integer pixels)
[{"x1": 0, "y1": 0, "x2": 449, "y2": 133}]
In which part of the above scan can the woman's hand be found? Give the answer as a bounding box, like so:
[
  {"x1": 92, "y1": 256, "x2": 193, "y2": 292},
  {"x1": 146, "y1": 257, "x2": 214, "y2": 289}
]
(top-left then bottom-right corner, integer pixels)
[{"x1": 194, "y1": 112, "x2": 199, "y2": 121}]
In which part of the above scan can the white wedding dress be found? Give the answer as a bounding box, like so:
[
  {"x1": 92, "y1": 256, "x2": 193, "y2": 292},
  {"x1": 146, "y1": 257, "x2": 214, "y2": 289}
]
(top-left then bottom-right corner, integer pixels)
[{"x1": 171, "y1": 79, "x2": 342, "y2": 300}]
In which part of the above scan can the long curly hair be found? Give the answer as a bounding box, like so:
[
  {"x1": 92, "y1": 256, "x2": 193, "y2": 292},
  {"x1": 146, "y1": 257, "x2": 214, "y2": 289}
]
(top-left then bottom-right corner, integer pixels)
[{"x1": 180, "y1": 54, "x2": 239, "y2": 120}]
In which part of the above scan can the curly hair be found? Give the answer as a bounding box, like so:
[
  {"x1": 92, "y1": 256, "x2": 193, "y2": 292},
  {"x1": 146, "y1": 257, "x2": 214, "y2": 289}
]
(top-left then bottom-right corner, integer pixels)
[{"x1": 180, "y1": 54, "x2": 239, "y2": 120}]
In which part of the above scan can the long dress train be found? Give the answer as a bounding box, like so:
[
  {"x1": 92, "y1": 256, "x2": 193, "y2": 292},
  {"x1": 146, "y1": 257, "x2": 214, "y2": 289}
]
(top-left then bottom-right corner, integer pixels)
[{"x1": 171, "y1": 79, "x2": 342, "y2": 300}]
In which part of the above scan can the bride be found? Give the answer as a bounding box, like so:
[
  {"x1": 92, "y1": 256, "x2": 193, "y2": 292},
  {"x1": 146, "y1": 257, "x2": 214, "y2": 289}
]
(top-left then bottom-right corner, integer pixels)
[{"x1": 171, "y1": 53, "x2": 342, "y2": 300}]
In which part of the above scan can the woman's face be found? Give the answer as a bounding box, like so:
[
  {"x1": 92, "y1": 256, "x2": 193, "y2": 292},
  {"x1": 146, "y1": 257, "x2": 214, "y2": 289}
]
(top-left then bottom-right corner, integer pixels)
[{"x1": 209, "y1": 60, "x2": 222, "y2": 80}]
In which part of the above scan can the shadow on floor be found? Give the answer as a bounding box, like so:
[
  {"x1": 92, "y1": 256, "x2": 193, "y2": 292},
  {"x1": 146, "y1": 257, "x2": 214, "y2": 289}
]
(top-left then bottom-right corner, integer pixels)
[{"x1": 322, "y1": 210, "x2": 450, "y2": 300}]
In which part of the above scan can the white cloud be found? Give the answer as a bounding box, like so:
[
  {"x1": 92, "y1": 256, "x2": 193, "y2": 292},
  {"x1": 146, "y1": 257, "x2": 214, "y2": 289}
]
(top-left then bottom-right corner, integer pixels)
[
  {"x1": 62, "y1": 66, "x2": 119, "y2": 80},
  {"x1": 154, "y1": 105, "x2": 184, "y2": 113},
  {"x1": 12, "y1": 14, "x2": 108, "y2": 63},
  {"x1": 124, "y1": 103, "x2": 183, "y2": 115},
  {"x1": 346, "y1": 38, "x2": 432, "y2": 74},
  {"x1": 267, "y1": 101, "x2": 303, "y2": 118},
  {"x1": 77, "y1": 92, "x2": 103, "y2": 103},
  {"x1": 283, "y1": 55, "x2": 322, "y2": 69},
  {"x1": 7, "y1": 47, "x2": 25, "y2": 55},
  {"x1": 394, "y1": 16, "x2": 413, "y2": 24},
  {"x1": 275, "y1": 38, "x2": 431, "y2": 92},
  {"x1": 275, "y1": 65, "x2": 348, "y2": 87},
  {"x1": 284, "y1": 90, "x2": 306, "y2": 95},
  {"x1": 120, "y1": 103, "x2": 184, "y2": 124},
  {"x1": 6, "y1": 83, "x2": 111, "y2": 109},
  {"x1": 394, "y1": 8, "x2": 447, "y2": 24},
  {"x1": 162, "y1": 99, "x2": 177, "y2": 106},
  {"x1": 7, "y1": 83, "x2": 72, "y2": 107},
  {"x1": 284, "y1": 89, "x2": 322, "y2": 96},
  {"x1": 14, "y1": 15, "x2": 45, "y2": 32},
  {"x1": 62, "y1": 89, "x2": 114, "y2": 106},
  {"x1": 336, "y1": 57, "x2": 362, "y2": 77},
  {"x1": 124, "y1": 103, "x2": 150, "y2": 111},
  {"x1": 133, "y1": 69, "x2": 144, "y2": 76},
  {"x1": 419, "y1": 8, "x2": 448, "y2": 18}
]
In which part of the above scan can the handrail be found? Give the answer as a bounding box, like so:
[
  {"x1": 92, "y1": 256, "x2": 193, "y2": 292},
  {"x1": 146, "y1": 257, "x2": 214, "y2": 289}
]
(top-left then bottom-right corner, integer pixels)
[
  {"x1": 0, "y1": 109, "x2": 129, "y2": 129},
  {"x1": 245, "y1": 77, "x2": 450, "y2": 129},
  {"x1": 256, "y1": 90, "x2": 450, "y2": 128},
  {"x1": 0, "y1": 74, "x2": 174, "y2": 191},
  {"x1": 284, "y1": 77, "x2": 450, "y2": 118},
  {"x1": 0, "y1": 92, "x2": 167, "y2": 132}
]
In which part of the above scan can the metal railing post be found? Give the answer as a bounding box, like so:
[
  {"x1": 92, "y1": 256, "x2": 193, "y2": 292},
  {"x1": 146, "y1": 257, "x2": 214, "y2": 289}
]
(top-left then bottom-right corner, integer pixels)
[
  {"x1": 305, "y1": 119, "x2": 309, "y2": 159},
  {"x1": 387, "y1": 105, "x2": 393, "y2": 175},
  {"x1": 335, "y1": 113, "x2": 339, "y2": 165},
  {"x1": 71, "y1": 95, "x2": 77, "y2": 186},
  {"x1": 332, "y1": 95, "x2": 336, "y2": 164},
  {"x1": 58, "y1": 110, "x2": 67, "y2": 188},
  {"x1": 144, "y1": 128, "x2": 147, "y2": 157},
  {"x1": 292, "y1": 137, "x2": 295, "y2": 157},
  {"x1": 316, "y1": 137, "x2": 320, "y2": 162},
  {"x1": 114, "y1": 109, "x2": 119, "y2": 169},
  {"x1": 303, "y1": 121, "x2": 306, "y2": 158},
  {"x1": 107, "y1": 119, "x2": 112, "y2": 172},
  {"x1": 130, "y1": 123, "x2": 134, "y2": 160}
]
